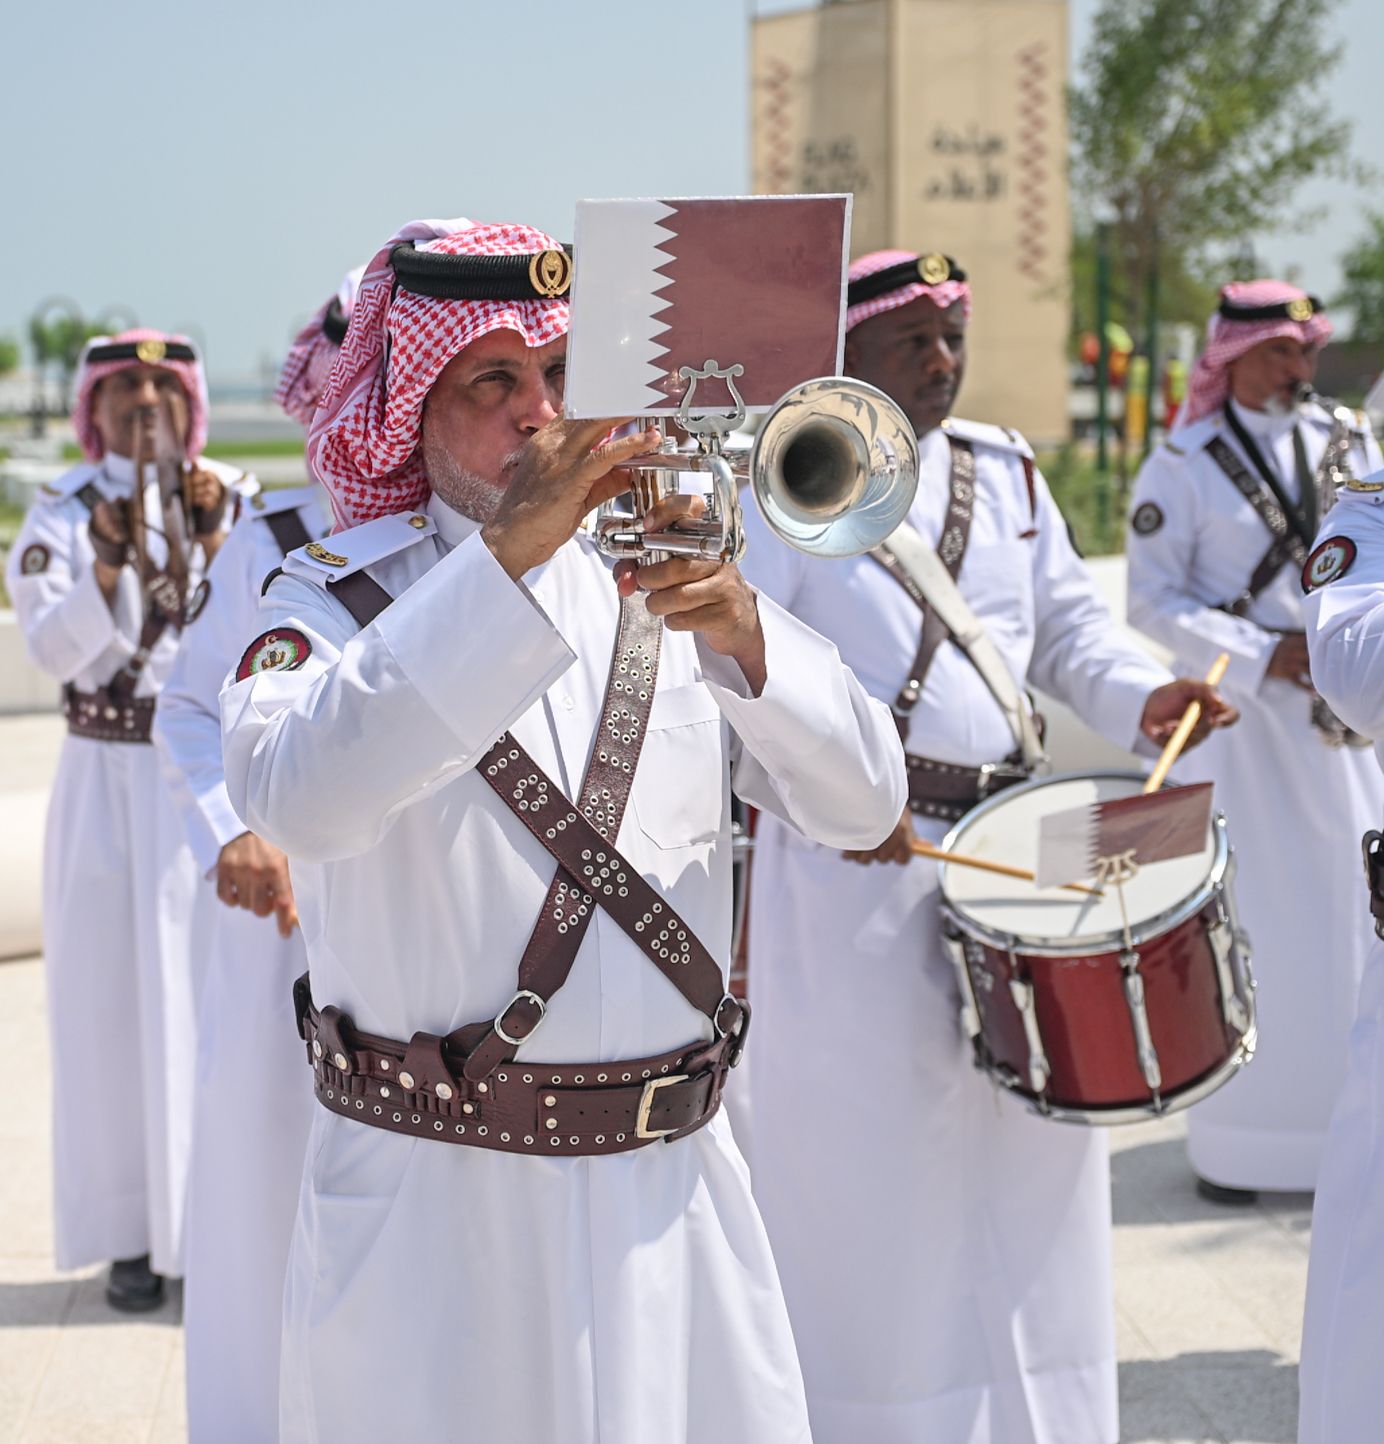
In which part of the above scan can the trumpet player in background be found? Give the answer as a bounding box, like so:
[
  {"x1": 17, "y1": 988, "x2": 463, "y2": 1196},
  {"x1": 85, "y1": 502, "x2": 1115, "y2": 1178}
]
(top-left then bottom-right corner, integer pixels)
[
  {"x1": 1126, "y1": 281, "x2": 1384, "y2": 1202},
  {"x1": 218, "y1": 217, "x2": 904, "y2": 1443},
  {"x1": 734, "y1": 249, "x2": 1233, "y2": 1444},
  {"x1": 4, "y1": 332, "x2": 254, "y2": 1313}
]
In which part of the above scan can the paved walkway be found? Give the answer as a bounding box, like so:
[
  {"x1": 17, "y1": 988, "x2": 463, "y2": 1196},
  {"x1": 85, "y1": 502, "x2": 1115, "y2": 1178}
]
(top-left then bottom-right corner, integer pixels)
[{"x1": 0, "y1": 949, "x2": 1307, "y2": 1444}]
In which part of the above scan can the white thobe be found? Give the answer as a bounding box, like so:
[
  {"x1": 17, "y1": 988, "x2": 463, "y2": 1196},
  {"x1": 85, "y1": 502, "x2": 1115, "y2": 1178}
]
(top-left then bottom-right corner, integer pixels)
[
  {"x1": 1297, "y1": 478, "x2": 1384, "y2": 1442},
  {"x1": 6, "y1": 454, "x2": 252, "y2": 1277},
  {"x1": 154, "y1": 484, "x2": 329, "y2": 1441},
  {"x1": 736, "y1": 421, "x2": 1170, "y2": 1444},
  {"x1": 1127, "y1": 400, "x2": 1384, "y2": 1190},
  {"x1": 219, "y1": 492, "x2": 905, "y2": 1444}
]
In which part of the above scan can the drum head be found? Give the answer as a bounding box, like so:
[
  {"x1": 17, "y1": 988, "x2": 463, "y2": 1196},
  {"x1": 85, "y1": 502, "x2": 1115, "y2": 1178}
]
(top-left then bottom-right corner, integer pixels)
[{"x1": 940, "y1": 772, "x2": 1220, "y2": 947}]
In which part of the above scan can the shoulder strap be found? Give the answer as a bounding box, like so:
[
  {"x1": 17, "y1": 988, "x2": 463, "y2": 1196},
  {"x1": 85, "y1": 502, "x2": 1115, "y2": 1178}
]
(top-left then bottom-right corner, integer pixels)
[
  {"x1": 314, "y1": 566, "x2": 743, "y2": 1079},
  {"x1": 265, "y1": 507, "x2": 313, "y2": 557},
  {"x1": 878, "y1": 519, "x2": 1047, "y2": 770},
  {"x1": 869, "y1": 436, "x2": 975, "y2": 736},
  {"x1": 75, "y1": 482, "x2": 103, "y2": 514},
  {"x1": 1206, "y1": 435, "x2": 1307, "y2": 614}
]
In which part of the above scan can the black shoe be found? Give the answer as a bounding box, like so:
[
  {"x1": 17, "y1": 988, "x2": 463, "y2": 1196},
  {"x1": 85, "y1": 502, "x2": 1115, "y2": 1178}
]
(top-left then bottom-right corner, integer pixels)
[
  {"x1": 105, "y1": 1254, "x2": 165, "y2": 1313},
  {"x1": 1195, "y1": 1176, "x2": 1259, "y2": 1206}
]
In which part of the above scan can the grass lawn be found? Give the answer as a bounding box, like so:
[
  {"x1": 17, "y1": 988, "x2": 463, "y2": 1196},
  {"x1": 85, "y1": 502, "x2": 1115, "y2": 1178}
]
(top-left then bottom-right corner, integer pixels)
[
  {"x1": 59, "y1": 436, "x2": 307, "y2": 462},
  {"x1": 1038, "y1": 446, "x2": 1131, "y2": 558}
]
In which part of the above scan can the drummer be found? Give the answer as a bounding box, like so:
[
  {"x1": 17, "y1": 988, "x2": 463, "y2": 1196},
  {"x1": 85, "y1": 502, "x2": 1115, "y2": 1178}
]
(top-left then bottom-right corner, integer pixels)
[{"x1": 733, "y1": 248, "x2": 1237, "y2": 1444}]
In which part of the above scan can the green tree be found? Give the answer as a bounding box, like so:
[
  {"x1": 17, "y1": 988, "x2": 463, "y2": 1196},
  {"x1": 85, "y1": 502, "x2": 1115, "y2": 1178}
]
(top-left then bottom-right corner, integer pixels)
[
  {"x1": 1336, "y1": 213, "x2": 1384, "y2": 345},
  {"x1": 29, "y1": 314, "x2": 108, "y2": 409},
  {"x1": 1071, "y1": 0, "x2": 1357, "y2": 335},
  {"x1": 0, "y1": 335, "x2": 19, "y2": 378}
]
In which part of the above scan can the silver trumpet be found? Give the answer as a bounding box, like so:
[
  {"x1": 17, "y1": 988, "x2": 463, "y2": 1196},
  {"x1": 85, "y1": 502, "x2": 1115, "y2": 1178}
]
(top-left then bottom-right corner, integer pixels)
[{"x1": 594, "y1": 361, "x2": 919, "y2": 563}]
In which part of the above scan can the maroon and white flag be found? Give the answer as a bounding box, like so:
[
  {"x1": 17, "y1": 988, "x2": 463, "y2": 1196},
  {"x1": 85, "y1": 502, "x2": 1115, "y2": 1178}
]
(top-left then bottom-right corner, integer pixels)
[
  {"x1": 1035, "y1": 783, "x2": 1215, "y2": 889},
  {"x1": 565, "y1": 195, "x2": 852, "y2": 419}
]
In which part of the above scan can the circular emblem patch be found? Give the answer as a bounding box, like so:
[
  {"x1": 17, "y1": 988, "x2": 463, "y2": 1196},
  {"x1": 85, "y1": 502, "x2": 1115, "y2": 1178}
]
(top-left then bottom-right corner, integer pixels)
[
  {"x1": 1302, "y1": 535, "x2": 1357, "y2": 592},
  {"x1": 236, "y1": 628, "x2": 312, "y2": 681},
  {"x1": 184, "y1": 578, "x2": 211, "y2": 627},
  {"x1": 19, "y1": 544, "x2": 50, "y2": 575},
  {"x1": 528, "y1": 248, "x2": 573, "y2": 298},
  {"x1": 1287, "y1": 297, "x2": 1314, "y2": 323},
  {"x1": 1132, "y1": 502, "x2": 1165, "y2": 536}
]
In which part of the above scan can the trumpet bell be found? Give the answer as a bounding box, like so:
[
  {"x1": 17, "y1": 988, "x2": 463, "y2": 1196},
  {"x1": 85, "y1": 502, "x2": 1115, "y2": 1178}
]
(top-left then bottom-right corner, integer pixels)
[{"x1": 750, "y1": 377, "x2": 919, "y2": 558}]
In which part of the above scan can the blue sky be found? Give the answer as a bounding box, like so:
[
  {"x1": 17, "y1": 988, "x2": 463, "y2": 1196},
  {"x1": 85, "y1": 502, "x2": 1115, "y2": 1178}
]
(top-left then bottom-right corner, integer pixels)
[{"x1": 2, "y1": 0, "x2": 1377, "y2": 382}]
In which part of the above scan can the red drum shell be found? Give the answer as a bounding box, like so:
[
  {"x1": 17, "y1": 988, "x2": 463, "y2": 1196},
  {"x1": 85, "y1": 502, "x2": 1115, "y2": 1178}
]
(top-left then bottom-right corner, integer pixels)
[{"x1": 956, "y1": 898, "x2": 1241, "y2": 1112}]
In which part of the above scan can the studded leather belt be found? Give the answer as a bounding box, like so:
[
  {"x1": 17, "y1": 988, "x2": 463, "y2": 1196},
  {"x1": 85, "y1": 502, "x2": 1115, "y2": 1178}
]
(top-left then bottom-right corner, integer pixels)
[
  {"x1": 63, "y1": 684, "x2": 155, "y2": 743},
  {"x1": 295, "y1": 977, "x2": 742, "y2": 1157},
  {"x1": 906, "y1": 752, "x2": 1031, "y2": 822}
]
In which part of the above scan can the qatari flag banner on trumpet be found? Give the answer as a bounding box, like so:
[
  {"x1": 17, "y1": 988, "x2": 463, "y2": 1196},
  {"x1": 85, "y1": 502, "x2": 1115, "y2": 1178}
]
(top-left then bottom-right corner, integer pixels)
[{"x1": 564, "y1": 194, "x2": 852, "y2": 419}]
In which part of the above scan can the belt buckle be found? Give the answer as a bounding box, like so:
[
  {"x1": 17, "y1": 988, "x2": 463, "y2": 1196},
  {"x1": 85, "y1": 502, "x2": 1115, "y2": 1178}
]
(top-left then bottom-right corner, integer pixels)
[
  {"x1": 635, "y1": 1073, "x2": 688, "y2": 1139},
  {"x1": 493, "y1": 989, "x2": 546, "y2": 1047},
  {"x1": 975, "y1": 761, "x2": 999, "y2": 800}
]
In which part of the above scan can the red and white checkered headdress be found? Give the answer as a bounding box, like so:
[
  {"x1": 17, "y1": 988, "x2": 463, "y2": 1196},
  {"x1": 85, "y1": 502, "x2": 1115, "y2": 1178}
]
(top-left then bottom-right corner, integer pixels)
[
  {"x1": 273, "y1": 266, "x2": 365, "y2": 429},
  {"x1": 1179, "y1": 279, "x2": 1333, "y2": 427},
  {"x1": 846, "y1": 249, "x2": 973, "y2": 332},
  {"x1": 72, "y1": 328, "x2": 208, "y2": 462},
  {"x1": 308, "y1": 218, "x2": 571, "y2": 530}
]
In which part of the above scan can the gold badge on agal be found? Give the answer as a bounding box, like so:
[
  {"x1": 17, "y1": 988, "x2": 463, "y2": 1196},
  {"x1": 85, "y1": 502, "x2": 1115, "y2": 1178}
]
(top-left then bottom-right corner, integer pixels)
[
  {"x1": 1287, "y1": 297, "x2": 1314, "y2": 323},
  {"x1": 134, "y1": 339, "x2": 167, "y2": 364},
  {"x1": 529, "y1": 249, "x2": 573, "y2": 299},
  {"x1": 918, "y1": 253, "x2": 950, "y2": 286}
]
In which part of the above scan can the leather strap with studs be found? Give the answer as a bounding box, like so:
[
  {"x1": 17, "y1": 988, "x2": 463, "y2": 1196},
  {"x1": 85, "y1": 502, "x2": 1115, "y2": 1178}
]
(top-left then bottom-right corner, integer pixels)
[{"x1": 297, "y1": 978, "x2": 737, "y2": 1156}]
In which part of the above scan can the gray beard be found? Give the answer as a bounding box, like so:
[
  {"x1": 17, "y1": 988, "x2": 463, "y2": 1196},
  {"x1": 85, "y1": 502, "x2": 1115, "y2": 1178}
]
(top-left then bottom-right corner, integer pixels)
[{"x1": 421, "y1": 436, "x2": 522, "y2": 525}]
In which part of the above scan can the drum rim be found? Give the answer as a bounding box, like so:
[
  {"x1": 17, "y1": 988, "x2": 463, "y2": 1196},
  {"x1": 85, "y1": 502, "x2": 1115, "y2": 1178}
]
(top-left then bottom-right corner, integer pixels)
[{"x1": 937, "y1": 768, "x2": 1232, "y2": 957}]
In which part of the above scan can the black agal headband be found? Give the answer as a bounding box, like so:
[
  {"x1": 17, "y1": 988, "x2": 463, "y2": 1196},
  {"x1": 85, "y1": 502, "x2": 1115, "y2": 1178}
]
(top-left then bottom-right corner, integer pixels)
[
  {"x1": 847, "y1": 253, "x2": 967, "y2": 308},
  {"x1": 1218, "y1": 293, "x2": 1323, "y2": 323},
  {"x1": 390, "y1": 242, "x2": 575, "y2": 301},
  {"x1": 321, "y1": 295, "x2": 350, "y2": 345},
  {"x1": 85, "y1": 338, "x2": 198, "y2": 366}
]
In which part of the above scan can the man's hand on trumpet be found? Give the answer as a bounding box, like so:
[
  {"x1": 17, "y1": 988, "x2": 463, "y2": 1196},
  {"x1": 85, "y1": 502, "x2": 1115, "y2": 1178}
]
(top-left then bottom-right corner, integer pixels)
[{"x1": 615, "y1": 492, "x2": 768, "y2": 696}]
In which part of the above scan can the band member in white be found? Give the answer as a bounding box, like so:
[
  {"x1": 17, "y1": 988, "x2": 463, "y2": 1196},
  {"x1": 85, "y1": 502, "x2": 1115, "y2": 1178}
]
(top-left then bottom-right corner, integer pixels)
[
  {"x1": 1127, "y1": 280, "x2": 1384, "y2": 1200},
  {"x1": 1297, "y1": 470, "x2": 1384, "y2": 1442},
  {"x1": 6, "y1": 331, "x2": 252, "y2": 1311},
  {"x1": 152, "y1": 275, "x2": 351, "y2": 1437},
  {"x1": 219, "y1": 218, "x2": 905, "y2": 1444},
  {"x1": 736, "y1": 249, "x2": 1235, "y2": 1444}
]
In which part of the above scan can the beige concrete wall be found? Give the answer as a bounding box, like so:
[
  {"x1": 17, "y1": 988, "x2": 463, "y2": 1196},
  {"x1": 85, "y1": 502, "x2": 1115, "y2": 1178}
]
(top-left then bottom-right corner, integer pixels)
[{"x1": 751, "y1": 0, "x2": 1071, "y2": 445}]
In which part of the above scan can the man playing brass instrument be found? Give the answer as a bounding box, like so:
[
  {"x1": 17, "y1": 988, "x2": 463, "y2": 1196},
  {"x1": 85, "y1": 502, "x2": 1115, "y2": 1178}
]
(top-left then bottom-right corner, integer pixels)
[
  {"x1": 1127, "y1": 280, "x2": 1384, "y2": 1202},
  {"x1": 736, "y1": 249, "x2": 1235, "y2": 1444},
  {"x1": 219, "y1": 217, "x2": 905, "y2": 1442},
  {"x1": 6, "y1": 331, "x2": 252, "y2": 1312}
]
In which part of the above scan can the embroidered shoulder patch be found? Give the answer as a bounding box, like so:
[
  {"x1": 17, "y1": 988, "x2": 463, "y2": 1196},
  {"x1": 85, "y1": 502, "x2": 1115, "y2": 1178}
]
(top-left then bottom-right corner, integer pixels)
[
  {"x1": 1302, "y1": 536, "x2": 1357, "y2": 593},
  {"x1": 236, "y1": 628, "x2": 312, "y2": 681},
  {"x1": 19, "y1": 544, "x2": 50, "y2": 575},
  {"x1": 184, "y1": 579, "x2": 211, "y2": 626},
  {"x1": 1131, "y1": 502, "x2": 1165, "y2": 536}
]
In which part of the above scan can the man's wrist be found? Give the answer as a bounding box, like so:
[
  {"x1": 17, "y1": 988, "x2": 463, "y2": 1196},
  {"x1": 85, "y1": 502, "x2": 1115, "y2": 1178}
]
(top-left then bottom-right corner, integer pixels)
[{"x1": 480, "y1": 523, "x2": 531, "y2": 583}]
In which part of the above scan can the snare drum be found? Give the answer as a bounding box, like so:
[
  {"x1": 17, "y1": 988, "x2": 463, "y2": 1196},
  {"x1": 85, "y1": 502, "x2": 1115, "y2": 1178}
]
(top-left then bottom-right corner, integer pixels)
[{"x1": 938, "y1": 771, "x2": 1256, "y2": 1125}]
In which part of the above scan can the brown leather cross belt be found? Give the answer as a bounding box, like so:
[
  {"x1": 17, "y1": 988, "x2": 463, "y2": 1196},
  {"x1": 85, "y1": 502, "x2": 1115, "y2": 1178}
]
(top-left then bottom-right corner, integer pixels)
[
  {"x1": 63, "y1": 684, "x2": 154, "y2": 743},
  {"x1": 295, "y1": 977, "x2": 742, "y2": 1157},
  {"x1": 906, "y1": 752, "x2": 1031, "y2": 822}
]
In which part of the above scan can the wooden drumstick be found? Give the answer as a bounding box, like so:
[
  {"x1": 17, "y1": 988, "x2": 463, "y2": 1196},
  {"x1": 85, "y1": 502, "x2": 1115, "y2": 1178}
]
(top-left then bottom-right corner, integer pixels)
[
  {"x1": 911, "y1": 838, "x2": 1103, "y2": 897},
  {"x1": 1143, "y1": 651, "x2": 1231, "y2": 795}
]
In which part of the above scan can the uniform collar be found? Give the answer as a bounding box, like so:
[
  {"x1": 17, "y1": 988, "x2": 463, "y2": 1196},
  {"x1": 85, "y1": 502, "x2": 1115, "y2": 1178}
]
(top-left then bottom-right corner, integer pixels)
[
  {"x1": 100, "y1": 451, "x2": 138, "y2": 495},
  {"x1": 1228, "y1": 395, "x2": 1298, "y2": 443},
  {"x1": 426, "y1": 491, "x2": 483, "y2": 549}
]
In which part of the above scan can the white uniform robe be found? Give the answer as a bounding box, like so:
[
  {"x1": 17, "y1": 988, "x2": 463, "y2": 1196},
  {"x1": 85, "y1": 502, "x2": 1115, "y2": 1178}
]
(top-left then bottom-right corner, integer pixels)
[
  {"x1": 154, "y1": 485, "x2": 329, "y2": 1441},
  {"x1": 1127, "y1": 400, "x2": 1384, "y2": 1190},
  {"x1": 1297, "y1": 482, "x2": 1384, "y2": 1442},
  {"x1": 219, "y1": 492, "x2": 906, "y2": 1444},
  {"x1": 735, "y1": 421, "x2": 1170, "y2": 1444},
  {"x1": 6, "y1": 453, "x2": 251, "y2": 1277}
]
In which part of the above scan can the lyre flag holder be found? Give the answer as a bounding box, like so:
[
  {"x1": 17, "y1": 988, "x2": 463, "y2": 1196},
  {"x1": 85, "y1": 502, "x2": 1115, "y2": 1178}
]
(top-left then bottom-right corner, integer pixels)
[{"x1": 564, "y1": 195, "x2": 852, "y2": 421}]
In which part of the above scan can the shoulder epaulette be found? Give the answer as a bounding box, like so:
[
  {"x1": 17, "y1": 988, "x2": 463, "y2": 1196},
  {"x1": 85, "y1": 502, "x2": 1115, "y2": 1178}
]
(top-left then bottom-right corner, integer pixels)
[
  {"x1": 1343, "y1": 465, "x2": 1384, "y2": 497},
  {"x1": 35, "y1": 463, "x2": 102, "y2": 504},
  {"x1": 245, "y1": 484, "x2": 322, "y2": 520},
  {"x1": 1162, "y1": 413, "x2": 1222, "y2": 458},
  {"x1": 940, "y1": 416, "x2": 1035, "y2": 460},
  {"x1": 280, "y1": 509, "x2": 437, "y2": 585}
]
